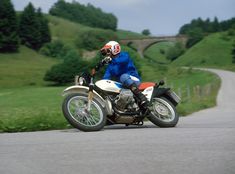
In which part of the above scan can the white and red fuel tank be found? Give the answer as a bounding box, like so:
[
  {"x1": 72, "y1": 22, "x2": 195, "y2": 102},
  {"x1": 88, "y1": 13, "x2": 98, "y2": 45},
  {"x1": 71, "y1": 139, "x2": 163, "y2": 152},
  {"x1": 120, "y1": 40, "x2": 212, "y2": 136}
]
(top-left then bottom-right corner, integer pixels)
[
  {"x1": 95, "y1": 80, "x2": 155, "y2": 101},
  {"x1": 95, "y1": 80, "x2": 123, "y2": 93}
]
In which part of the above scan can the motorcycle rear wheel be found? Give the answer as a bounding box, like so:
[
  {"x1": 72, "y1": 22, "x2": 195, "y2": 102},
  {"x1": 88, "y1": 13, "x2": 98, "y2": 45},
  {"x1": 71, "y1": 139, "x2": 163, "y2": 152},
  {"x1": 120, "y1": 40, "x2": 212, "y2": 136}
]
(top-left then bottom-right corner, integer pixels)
[
  {"x1": 148, "y1": 97, "x2": 179, "y2": 127},
  {"x1": 62, "y1": 93, "x2": 106, "y2": 131}
]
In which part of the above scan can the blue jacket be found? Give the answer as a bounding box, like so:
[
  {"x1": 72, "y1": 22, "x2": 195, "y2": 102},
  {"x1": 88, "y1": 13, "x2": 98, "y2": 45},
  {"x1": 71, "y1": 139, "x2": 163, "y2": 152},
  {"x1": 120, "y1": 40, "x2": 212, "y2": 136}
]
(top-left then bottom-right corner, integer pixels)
[{"x1": 103, "y1": 52, "x2": 140, "y2": 81}]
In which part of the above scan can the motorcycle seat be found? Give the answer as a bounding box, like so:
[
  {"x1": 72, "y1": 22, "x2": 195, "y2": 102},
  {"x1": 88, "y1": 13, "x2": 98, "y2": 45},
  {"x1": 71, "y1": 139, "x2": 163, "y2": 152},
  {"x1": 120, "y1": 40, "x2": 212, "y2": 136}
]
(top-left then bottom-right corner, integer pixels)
[{"x1": 138, "y1": 82, "x2": 155, "y2": 91}]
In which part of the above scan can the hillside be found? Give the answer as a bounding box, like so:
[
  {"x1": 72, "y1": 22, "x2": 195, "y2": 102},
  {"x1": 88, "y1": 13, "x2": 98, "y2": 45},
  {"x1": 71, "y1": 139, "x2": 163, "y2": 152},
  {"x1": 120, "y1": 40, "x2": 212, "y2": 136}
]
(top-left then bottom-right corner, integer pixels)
[
  {"x1": 48, "y1": 15, "x2": 146, "y2": 46},
  {"x1": 0, "y1": 46, "x2": 60, "y2": 88},
  {"x1": 172, "y1": 32, "x2": 235, "y2": 70}
]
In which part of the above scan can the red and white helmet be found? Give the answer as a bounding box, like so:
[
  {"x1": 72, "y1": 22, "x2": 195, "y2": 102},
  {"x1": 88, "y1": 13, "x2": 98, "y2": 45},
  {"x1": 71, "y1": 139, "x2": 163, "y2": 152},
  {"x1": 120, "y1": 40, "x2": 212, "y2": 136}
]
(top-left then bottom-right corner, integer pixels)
[{"x1": 101, "y1": 41, "x2": 121, "y2": 56}]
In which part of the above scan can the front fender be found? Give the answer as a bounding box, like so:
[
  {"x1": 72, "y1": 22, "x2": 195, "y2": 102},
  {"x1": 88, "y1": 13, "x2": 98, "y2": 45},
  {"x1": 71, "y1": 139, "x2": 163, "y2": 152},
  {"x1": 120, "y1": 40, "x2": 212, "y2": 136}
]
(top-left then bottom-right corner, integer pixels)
[{"x1": 62, "y1": 85, "x2": 106, "y2": 108}]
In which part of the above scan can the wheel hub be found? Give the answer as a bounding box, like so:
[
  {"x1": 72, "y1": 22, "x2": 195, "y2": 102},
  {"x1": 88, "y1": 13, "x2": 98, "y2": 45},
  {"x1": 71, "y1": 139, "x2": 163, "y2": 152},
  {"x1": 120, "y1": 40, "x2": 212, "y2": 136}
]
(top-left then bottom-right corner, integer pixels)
[{"x1": 154, "y1": 104, "x2": 169, "y2": 116}]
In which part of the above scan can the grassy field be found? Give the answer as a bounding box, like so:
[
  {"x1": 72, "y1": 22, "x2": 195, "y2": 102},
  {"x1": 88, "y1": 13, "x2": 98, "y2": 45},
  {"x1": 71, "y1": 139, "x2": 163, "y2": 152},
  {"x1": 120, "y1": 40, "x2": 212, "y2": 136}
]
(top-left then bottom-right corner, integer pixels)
[
  {"x1": 0, "y1": 87, "x2": 68, "y2": 132},
  {"x1": 0, "y1": 46, "x2": 60, "y2": 87}
]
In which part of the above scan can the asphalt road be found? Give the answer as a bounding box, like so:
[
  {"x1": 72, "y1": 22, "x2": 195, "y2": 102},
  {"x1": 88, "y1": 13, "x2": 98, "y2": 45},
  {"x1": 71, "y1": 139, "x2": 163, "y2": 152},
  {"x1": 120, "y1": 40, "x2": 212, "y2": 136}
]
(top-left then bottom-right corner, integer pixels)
[{"x1": 0, "y1": 69, "x2": 235, "y2": 174}]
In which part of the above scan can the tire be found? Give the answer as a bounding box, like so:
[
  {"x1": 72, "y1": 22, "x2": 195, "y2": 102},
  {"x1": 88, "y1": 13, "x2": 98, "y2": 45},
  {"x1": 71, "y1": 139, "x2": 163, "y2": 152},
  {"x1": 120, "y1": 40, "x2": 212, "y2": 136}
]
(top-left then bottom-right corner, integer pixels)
[
  {"x1": 148, "y1": 97, "x2": 179, "y2": 127},
  {"x1": 62, "y1": 93, "x2": 106, "y2": 131}
]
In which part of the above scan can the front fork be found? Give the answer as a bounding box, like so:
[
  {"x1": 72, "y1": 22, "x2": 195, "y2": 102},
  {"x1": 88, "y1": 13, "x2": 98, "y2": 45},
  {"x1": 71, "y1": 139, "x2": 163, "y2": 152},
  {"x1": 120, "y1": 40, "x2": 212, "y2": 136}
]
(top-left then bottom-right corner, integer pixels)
[{"x1": 87, "y1": 77, "x2": 94, "y2": 111}]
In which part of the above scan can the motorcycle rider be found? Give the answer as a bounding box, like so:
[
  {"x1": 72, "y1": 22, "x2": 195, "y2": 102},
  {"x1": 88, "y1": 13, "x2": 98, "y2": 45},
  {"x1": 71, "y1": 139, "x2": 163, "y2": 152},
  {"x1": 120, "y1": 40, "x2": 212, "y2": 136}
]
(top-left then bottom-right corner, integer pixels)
[{"x1": 98, "y1": 41, "x2": 149, "y2": 113}]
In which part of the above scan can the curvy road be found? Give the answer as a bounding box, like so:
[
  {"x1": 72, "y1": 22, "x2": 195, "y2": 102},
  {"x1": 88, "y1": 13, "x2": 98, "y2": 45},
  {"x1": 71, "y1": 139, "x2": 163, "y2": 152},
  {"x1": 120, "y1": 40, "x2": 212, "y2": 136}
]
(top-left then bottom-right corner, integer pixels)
[{"x1": 0, "y1": 69, "x2": 235, "y2": 174}]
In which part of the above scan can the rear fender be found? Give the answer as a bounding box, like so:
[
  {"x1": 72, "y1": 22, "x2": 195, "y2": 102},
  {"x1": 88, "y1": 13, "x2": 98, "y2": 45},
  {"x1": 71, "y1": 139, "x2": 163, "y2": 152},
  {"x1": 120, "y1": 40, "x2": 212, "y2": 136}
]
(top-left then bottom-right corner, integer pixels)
[
  {"x1": 62, "y1": 85, "x2": 106, "y2": 108},
  {"x1": 151, "y1": 87, "x2": 181, "y2": 106}
]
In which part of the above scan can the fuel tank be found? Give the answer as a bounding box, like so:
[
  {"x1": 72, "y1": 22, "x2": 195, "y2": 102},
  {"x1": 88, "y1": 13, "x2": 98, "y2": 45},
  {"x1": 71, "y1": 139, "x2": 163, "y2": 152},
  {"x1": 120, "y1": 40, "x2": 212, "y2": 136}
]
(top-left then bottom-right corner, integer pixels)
[{"x1": 95, "y1": 79, "x2": 123, "y2": 93}]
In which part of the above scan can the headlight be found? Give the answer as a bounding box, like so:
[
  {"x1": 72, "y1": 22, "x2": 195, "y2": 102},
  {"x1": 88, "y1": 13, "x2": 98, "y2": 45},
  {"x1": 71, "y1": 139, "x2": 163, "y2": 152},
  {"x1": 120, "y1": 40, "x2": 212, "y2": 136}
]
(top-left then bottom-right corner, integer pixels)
[
  {"x1": 75, "y1": 75, "x2": 84, "y2": 85},
  {"x1": 78, "y1": 77, "x2": 84, "y2": 85}
]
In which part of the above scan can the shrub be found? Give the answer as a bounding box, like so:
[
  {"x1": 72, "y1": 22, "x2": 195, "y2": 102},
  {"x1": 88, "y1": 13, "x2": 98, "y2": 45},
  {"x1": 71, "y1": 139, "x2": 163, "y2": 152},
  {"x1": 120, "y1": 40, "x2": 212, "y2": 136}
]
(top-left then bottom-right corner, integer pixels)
[
  {"x1": 40, "y1": 40, "x2": 70, "y2": 58},
  {"x1": 166, "y1": 42, "x2": 185, "y2": 61},
  {"x1": 44, "y1": 49, "x2": 88, "y2": 84},
  {"x1": 232, "y1": 42, "x2": 235, "y2": 63}
]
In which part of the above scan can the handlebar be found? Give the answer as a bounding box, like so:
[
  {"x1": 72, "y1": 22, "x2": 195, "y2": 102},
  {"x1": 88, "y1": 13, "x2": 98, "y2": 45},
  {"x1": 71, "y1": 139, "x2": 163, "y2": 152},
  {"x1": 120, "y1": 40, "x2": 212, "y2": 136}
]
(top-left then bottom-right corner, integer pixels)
[{"x1": 92, "y1": 56, "x2": 112, "y2": 76}]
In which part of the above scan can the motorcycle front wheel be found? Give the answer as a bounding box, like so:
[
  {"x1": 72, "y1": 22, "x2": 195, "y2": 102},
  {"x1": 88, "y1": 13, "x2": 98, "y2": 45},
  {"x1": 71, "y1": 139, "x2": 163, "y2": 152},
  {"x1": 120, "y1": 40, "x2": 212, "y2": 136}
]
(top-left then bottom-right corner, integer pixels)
[
  {"x1": 62, "y1": 93, "x2": 106, "y2": 131},
  {"x1": 148, "y1": 97, "x2": 179, "y2": 127}
]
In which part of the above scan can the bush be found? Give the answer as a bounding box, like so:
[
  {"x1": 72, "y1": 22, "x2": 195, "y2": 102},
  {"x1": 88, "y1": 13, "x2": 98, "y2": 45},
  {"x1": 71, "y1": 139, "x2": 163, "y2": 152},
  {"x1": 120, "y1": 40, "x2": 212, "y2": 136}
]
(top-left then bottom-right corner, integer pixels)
[
  {"x1": 40, "y1": 40, "x2": 70, "y2": 58},
  {"x1": 232, "y1": 42, "x2": 235, "y2": 63},
  {"x1": 160, "y1": 48, "x2": 165, "y2": 55},
  {"x1": 227, "y1": 28, "x2": 235, "y2": 36},
  {"x1": 75, "y1": 30, "x2": 118, "y2": 51},
  {"x1": 44, "y1": 49, "x2": 88, "y2": 84},
  {"x1": 166, "y1": 42, "x2": 185, "y2": 61}
]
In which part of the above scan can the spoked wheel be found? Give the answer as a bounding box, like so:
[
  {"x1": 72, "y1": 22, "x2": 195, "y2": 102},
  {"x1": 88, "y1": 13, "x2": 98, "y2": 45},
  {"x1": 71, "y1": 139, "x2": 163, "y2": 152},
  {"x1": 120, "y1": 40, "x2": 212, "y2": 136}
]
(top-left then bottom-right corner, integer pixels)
[
  {"x1": 148, "y1": 97, "x2": 179, "y2": 127},
  {"x1": 62, "y1": 93, "x2": 106, "y2": 131}
]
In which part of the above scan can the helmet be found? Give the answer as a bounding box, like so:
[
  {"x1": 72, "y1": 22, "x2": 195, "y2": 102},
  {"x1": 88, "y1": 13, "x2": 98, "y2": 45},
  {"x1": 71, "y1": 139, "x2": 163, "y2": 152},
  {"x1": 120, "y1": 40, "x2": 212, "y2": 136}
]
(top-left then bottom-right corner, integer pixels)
[{"x1": 100, "y1": 41, "x2": 121, "y2": 56}]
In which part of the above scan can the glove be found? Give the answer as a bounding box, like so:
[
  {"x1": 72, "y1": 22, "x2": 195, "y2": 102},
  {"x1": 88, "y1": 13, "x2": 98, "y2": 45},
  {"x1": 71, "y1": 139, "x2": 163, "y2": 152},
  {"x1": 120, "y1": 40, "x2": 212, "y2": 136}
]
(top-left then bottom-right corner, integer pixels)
[
  {"x1": 102, "y1": 56, "x2": 112, "y2": 64},
  {"x1": 95, "y1": 57, "x2": 112, "y2": 71}
]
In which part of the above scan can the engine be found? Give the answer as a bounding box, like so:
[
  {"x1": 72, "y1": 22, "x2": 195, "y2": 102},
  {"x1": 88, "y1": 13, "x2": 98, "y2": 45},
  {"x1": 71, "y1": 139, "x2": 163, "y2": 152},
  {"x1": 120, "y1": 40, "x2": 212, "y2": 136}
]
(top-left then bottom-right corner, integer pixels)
[{"x1": 114, "y1": 89, "x2": 138, "y2": 111}]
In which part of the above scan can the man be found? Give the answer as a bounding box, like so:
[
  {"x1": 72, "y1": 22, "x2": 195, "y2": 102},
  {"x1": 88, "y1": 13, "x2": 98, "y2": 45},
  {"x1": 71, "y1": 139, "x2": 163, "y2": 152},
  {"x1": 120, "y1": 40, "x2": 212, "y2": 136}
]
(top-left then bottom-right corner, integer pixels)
[{"x1": 99, "y1": 41, "x2": 149, "y2": 111}]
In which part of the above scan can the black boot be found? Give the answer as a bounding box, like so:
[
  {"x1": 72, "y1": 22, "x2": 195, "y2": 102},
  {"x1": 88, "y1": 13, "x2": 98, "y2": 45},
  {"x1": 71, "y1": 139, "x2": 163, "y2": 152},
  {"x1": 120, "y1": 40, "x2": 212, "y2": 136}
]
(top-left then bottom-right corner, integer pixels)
[{"x1": 130, "y1": 84, "x2": 149, "y2": 112}]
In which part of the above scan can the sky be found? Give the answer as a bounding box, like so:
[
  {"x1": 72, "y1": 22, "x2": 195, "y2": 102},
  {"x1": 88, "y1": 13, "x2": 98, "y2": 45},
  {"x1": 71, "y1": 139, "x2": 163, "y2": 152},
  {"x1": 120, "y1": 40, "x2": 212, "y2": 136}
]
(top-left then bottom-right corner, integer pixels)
[{"x1": 12, "y1": 0, "x2": 235, "y2": 36}]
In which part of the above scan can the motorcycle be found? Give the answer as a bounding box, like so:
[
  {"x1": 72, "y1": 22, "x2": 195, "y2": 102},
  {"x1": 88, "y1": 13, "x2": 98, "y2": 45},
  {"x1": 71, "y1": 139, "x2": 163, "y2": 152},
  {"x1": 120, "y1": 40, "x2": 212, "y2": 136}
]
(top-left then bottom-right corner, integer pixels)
[{"x1": 62, "y1": 57, "x2": 181, "y2": 131}]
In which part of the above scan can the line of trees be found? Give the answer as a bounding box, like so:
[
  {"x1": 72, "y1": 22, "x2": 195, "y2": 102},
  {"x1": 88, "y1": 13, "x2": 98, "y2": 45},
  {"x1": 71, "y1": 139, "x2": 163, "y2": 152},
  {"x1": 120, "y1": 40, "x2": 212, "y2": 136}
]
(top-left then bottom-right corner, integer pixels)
[
  {"x1": 179, "y1": 17, "x2": 235, "y2": 35},
  {"x1": 179, "y1": 17, "x2": 235, "y2": 48},
  {"x1": 49, "y1": 0, "x2": 117, "y2": 30},
  {"x1": 0, "y1": 0, "x2": 51, "y2": 52}
]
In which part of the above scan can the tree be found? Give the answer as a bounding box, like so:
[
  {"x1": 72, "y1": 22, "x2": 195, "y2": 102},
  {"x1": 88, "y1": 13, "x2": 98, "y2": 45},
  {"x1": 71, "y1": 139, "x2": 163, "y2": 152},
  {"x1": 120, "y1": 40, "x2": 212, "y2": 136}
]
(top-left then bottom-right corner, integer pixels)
[
  {"x1": 212, "y1": 17, "x2": 220, "y2": 32},
  {"x1": 142, "y1": 29, "x2": 151, "y2": 36},
  {"x1": 19, "y1": 3, "x2": 41, "y2": 50},
  {"x1": 0, "y1": 0, "x2": 19, "y2": 52},
  {"x1": 37, "y1": 8, "x2": 51, "y2": 46},
  {"x1": 186, "y1": 27, "x2": 204, "y2": 48}
]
